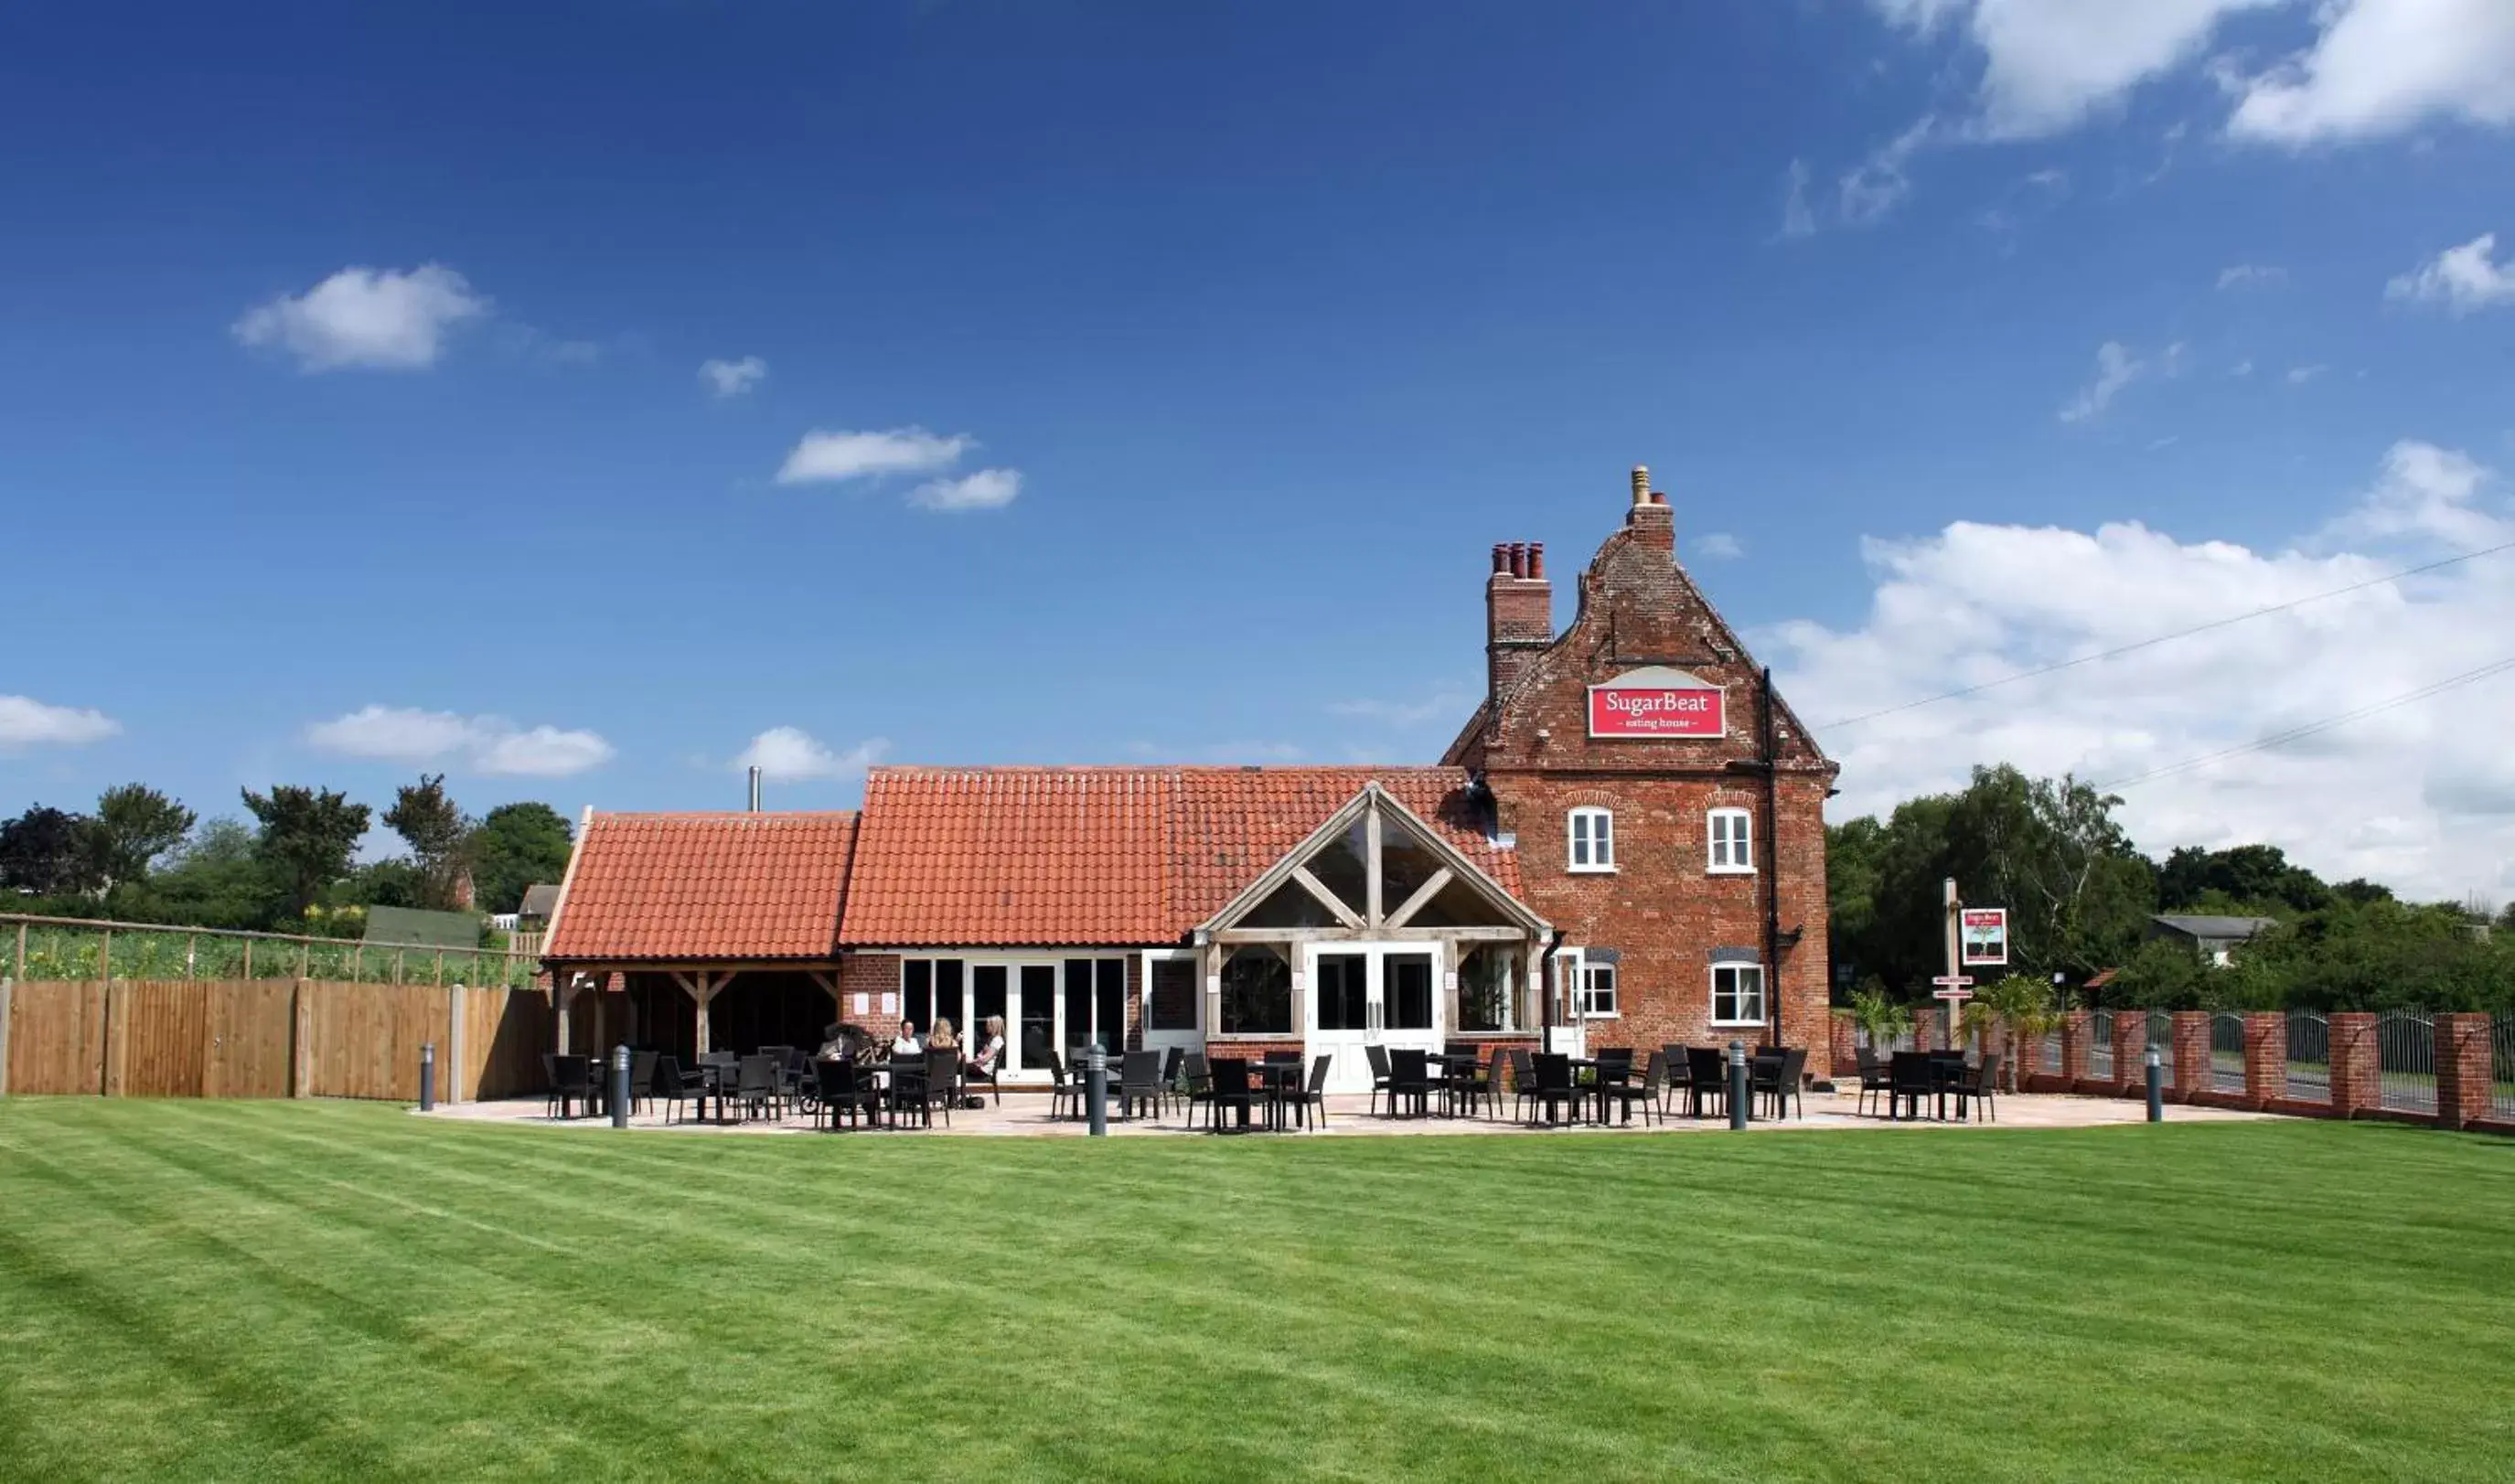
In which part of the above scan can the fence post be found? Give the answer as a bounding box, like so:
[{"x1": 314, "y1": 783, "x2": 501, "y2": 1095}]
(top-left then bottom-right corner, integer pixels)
[
  {"x1": 99, "y1": 929, "x2": 112, "y2": 985},
  {"x1": 0, "y1": 977, "x2": 13, "y2": 1097},
  {"x1": 2328, "y1": 1012, "x2": 2379, "y2": 1118},
  {"x1": 2060, "y1": 1009, "x2": 2090, "y2": 1085},
  {"x1": 103, "y1": 978, "x2": 130, "y2": 1097},
  {"x1": 290, "y1": 979, "x2": 313, "y2": 1099},
  {"x1": 2110, "y1": 1012, "x2": 2146, "y2": 1097},
  {"x1": 13, "y1": 922, "x2": 23, "y2": 981},
  {"x1": 446, "y1": 983, "x2": 468, "y2": 1105},
  {"x1": 2242, "y1": 1012, "x2": 2285, "y2": 1109},
  {"x1": 2171, "y1": 1012, "x2": 2210, "y2": 1103},
  {"x1": 2432, "y1": 1012, "x2": 2491, "y2": 1131}
]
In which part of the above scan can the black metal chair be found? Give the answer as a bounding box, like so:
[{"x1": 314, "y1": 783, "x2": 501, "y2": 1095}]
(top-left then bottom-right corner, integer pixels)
[
  {"x1": 1507, "y1": 1047, "x2": 1541, "y2": 1124},
  {"x1": 1364, "y1": 1043, "x2": 1395, "y2": 1117},
  {"x1": 1177, "y1": 1052, "x2": 1212, "y2": 1127},
  {"x1": 1603, "y1": 1050, "x2": 1669, "y2": 1126},
  {"x1": 1118, "y1": 1049, "x2": 1166, "y2": 1120},
  {"x1": 732, "y1": 1054, "x2": 782, "y2": 1121},
  {"x1": 1756, "y1": 1047, "x2": 1808, "y2": 1120},
  {"x1": 1530, "y1": 1052, "x2": 1583, "y2": 1125},
  {"x1": 1158, "y1": 1045, "x2": 1185, "y2": 1096},
  {"x1": 1854, "y1": 1047, "x2": 1893, "y2": 1117},
  {"x1": 1043, "y1": 1050, "x2": 1080, "y2": 1120},
  {"x1": 1659, "y1": 1044, "x2": 1695, "y2": 1117},
  {"x1": 1204, "y1": 1057, "x2": 1255, "y2": 1132},
  {"x1": 926, "y1": 1050, "x2": 961, "y2": 1128},
  {"x1": 1592, "y1": 1047, "x2": 1635, "y2": 1124},
  {"x1": 1954, "y1": 1053, "x2": 2001, "y2": 1122},
  {"x1": 1288, "y1": 1052, "x2": 1332, "y2": 1129},
  {"x1": 547, "y1": 1054, "x2": 594, "y2": 1119},
  {"x1": 1889, "y1": 1051, "x2": 1937, "y2": 1121},
  {"x1": 650, "y1": 1054, "x2": 704, "y2": 1124},
  {"x1": 888, "y1": 1056, "x2": 935, "y2": 1129},
  {"x1": 814, "y1": 1060, "x2": 877, "y2": 1129},
  {"x1": 1446, "y1": 1048, "x2": 1497, "y2": 1119},
  {"x1": 1684, "y1": 1047, "x2": 1728, "y2": 1118},
  {"x1": 1386, "y1": 1048, "x2": 1433, "y2": 1118}
]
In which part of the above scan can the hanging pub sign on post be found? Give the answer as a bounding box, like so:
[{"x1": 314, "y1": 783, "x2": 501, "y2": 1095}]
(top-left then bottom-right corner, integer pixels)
[{"x1": 1959, "y1": 907, "x2": 2008, "y2": 968}]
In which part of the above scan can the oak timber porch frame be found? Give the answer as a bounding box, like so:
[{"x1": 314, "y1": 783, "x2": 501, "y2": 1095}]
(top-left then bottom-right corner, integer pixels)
[
  {"x1": 1189, "y1": 782, "x2": 1551, "y2": 1039},
  {"x1": 543, "y1": 961, "x2": 842, "y2": 1057}
]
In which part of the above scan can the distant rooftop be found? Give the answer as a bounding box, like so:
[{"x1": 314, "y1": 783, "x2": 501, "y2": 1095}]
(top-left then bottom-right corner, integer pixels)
[{"x1": 2150, "y1": 913, "x2": 2279, "y2": 941}]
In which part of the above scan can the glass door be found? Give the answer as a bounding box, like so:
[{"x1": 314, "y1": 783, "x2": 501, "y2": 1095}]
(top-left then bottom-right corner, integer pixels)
[
  {"x1": 1015, "y1": 963, "x2": 1058, "y2": 1080},
  {"x1": 1304, "y1": 945, "x2": 1445, "y2": 1094}
]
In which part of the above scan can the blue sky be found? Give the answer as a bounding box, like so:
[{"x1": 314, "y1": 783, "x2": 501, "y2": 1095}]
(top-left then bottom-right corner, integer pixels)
[{"x1": 5, "y1": 1, "x2": 2514, "y2": 895}]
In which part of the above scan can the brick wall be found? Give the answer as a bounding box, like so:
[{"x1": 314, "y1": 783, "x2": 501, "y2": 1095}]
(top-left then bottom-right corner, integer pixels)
[
  {"x1": 2433, "y1": 1012, "x2": 2492, "y2": 1130},
  {"x1": 2172, "y1": 1011, "x2": 2210, "y2": 1103},
  {"x1": 1454, "y1": 478, "x2": 1836, "y2": 1081},
  {"x1": 2242, "y1": 1012, "x2": 2285, "y2": 1110},
  {"x1": 2328, "y1": 1012, "x2": 2380, "y2": 1116},
  {"x1": 2060, "y1": 1009, "x2": 2091, "y2": 1084},
  {"x1": 2110, "y1": 1013, "x2": 2147, "y2": 1094},
  {"x1": 840, "y1": 953, "x2": 902, "y2": 1037}
]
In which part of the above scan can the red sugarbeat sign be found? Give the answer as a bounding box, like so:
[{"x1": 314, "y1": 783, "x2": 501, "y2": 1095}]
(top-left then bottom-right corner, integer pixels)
[{"x1": 1588, "y1": 668, "x2": 1726, "y2": 738}]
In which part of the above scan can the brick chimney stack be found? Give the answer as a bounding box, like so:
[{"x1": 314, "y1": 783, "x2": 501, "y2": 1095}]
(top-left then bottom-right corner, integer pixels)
[
  {"x1": 1626, "y1": 462, "x2": 1673, "y2": 552},
  {"x1": 1487, "y1": 530, "x2": 1553, "y2": 710}
]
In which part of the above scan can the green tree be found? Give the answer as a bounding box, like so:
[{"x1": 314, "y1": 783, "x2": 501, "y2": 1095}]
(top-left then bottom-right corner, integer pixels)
[
  {"x1": 0, "y1": 806, "x2": 103, "y2": 896},
  {"x1": 470, "y1": 801, "x2": 573, "y2": 915},
  {"x1": 381, "y1": 774, "x2": 474, "y2": 910},
  {"x1": 91, "y1": 783, "x2": 197, "y2": 886},
  {"x1": 241, "y1": 785, "x2": 371, "y2": 916},
  {"x1": 2157, "y1": 843, "x2": 2330, "y2": 914}
]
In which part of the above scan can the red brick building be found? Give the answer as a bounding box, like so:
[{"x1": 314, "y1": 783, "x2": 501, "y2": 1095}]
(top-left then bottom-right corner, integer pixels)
[{"x1": 540, "y1": 467, "x2": 1836, "y2": 1084}]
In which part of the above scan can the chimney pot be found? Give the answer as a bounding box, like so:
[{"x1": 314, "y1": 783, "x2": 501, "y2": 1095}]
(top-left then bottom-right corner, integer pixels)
[
  {"x1": 1631, "y1": 465, "x2": 1650, "y2": 507},
  {"x1": 1527, "y1": 542, "x2": 1546, "y2": 579},
  {"x1": 1508, "y1": 541, "x2": 1528, "y2": 579},
  {"x1": 1491, "y1": 543, "x2": 1510, "y2": 577}
]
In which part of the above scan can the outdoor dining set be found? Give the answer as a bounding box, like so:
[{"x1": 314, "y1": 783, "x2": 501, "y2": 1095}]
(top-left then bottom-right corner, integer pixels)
[
  {"x1": 537, "y1": 1040, "x2": 1837, "y2": 1132},
  {"x1": 1849, "y1": 1048, "x2": 2003, "y2": 1122}
]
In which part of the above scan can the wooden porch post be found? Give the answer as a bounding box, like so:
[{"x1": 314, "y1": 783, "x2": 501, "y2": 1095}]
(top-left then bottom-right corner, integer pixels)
[{"x1": 676, "y1": 971, "x2": 726, "y2": 1056}]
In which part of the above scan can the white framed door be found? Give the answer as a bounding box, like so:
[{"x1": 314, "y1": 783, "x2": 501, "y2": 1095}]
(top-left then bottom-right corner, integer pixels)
[
  {"x1": 1140, "y1": 950, "x2": 1202, "y2": 1062},
  {"x1": 1304, "y1": 943, "x2": 1444, "y2": 1094}
]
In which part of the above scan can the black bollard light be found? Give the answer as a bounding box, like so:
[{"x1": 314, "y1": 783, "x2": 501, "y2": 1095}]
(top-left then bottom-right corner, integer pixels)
[
  {"x1": 2146, "y1": 1045, "x2": 2164, "y2": 1123},
  {"x1": 1086, "y1": 1041, "x2": 1108, "y2": 1137},
  {"x1": 419, "y1": 1041, "x2": 436, "y2": 1112},
  {"x1": 1728, "y1": 1039, "x2": 1749, "y2": 1130},
  {"x1": 612, "y1": 1042, "x2": 631, "y2": 1129}
]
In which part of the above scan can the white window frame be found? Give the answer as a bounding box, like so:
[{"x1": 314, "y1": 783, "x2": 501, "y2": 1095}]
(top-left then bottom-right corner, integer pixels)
[
  {"x1": 1709, "y1": 962, "x2": 1766, "y2": 1027},
  {"x1": 1568, "y1": 806, "x2": 1615, "y2": 873},
  {"x1": 1707, "y1": 807, "x2": 1754, "y2": 874},
  {"x1": 1579, "y1": 961, "x2": 1620, "y2": 1020}
]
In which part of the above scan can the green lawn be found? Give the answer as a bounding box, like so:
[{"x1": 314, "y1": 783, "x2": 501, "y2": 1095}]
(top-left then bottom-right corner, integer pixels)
[{"x1": 2, "y1": 1104, "x2": 2510, "y2": 1482}]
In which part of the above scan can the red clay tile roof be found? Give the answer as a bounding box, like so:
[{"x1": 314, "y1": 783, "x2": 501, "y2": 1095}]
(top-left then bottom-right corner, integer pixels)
[
  {"x1": 544, "y1": 811, "x2": 857, "y2": 962},
  {"x1": 839, "y1": 765, "x2": 1522, "y2": 947}
]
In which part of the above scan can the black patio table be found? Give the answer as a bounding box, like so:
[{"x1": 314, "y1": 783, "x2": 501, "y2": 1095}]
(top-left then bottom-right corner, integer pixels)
[
  {"x1": 1251, "y1": 1062, "x2": 1302, "y2": 1130},
  {"x1": 1431, "y1": 1052, "x2": 1482, "y2": 1117}
]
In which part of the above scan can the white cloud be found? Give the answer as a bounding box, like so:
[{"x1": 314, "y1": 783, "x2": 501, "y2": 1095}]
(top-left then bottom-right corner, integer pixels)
[
  {"x1": 2059, "y1": 340, "x2": 2147, "y2": 422},
  {"x1": 1875, "y1": 0, "x2": 2278, "y2": 139},
  {"x1": 1772, "y1": 440, "x2": 2515, "y2": 898},
  {"x1": 2286, "y1": 362, "x2": 2328, "y2": 383},
  {"x1": 701, "y1": 356, "x2": 767, "y2": 398},
  {"x1": 1838, "y1": 115, "x2": 1936, "y2": 225},
  {"x1": 907, "y1": 467, "x2": 1022, "y2": 512},
  {"x1": 2217, "y1": 262, "x2": 2286, "y2": 289},
  {"x1": 0, "y1": 695, "x2": 120, "y2": 750},
  {"x1": 2385, "y1": 232, "x2": 2515, "y2": 315},
  {"x1": 2227, "y1": 0, "x2": 2515, "y2": 144},
  {"x1": 1694, "y1": 532, "x2": 1747, "y2": 561},
  {"x1": 2231, "y1": 358, "x2": 2255, "y2": 376},
  {"x1": 776, "y1": 426, "x2": 972, "y2": 485},
  {"x1": 1874, "y1": 0, "x2": 2515, "y2": 147},
  {"x1": 232, "y1": 264, "x2": 488, "y2": 371},
  {"x1": 305, "y1": 705, "x2": 614, "y2": 777},
  {"x1": 1778, "y1": 159, "x2": 1818, "y2": 239},
  {"x1": 1125, "y1": 739, "x2": 1307, "y2": 763},
  {"x1": 733, "y1": 726, "x2": 888, "y2": 783}
]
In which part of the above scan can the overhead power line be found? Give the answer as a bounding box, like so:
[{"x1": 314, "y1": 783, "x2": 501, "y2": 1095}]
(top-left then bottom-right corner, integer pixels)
[
  {"x1": 2093, "y1": 653, "x2": 2515, "y2": 792},
  {"x1": 1814, "y1": 537, "x2": 2515, "y2": 731}
]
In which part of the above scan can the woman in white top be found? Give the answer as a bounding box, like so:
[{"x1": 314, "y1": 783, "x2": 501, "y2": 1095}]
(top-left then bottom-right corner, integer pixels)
[
  {"x1": 890, "y1": 1022, "x2": 924, "y2": 1058},
  {"x1": 969, "y1": 1016, "x2": 1006, "y2": 1076}
]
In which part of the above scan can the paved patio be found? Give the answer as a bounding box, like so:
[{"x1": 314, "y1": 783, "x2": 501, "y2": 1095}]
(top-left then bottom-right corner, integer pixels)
[{"x1": 420, "y1": 1086, "x2": 2277, "y2": 1137}]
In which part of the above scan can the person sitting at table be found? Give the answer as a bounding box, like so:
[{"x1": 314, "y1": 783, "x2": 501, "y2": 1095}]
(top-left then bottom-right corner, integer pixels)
[
  {"x1": 967, "y1": 1015, "x2": 1006, "y2": 1076},
  {"x1": 891, "y1": 1022, "x2": 924, "y2": 1057},
  {"x1": 929, "y1": 1017, "x2": 959, "y2": 1052}
]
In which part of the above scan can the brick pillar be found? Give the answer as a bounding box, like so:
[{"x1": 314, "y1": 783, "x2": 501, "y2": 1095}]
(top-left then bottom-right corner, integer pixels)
[
  {"x1": 2242, "y1": 1012, "x2": 2285, "y2": 1110},
  {"x1": 2328, "y1": 1012, "x2": 2380, "y2": 1117},
  {"x1": 2433, "y1": 1012, "x2": 2493, "y2": 1130},
  {"x1": 1829, "y1": 1010, "x2": 1857, "y2": 1073},
  {"x1": 2171, "y1": 1011, "x2": 2210, "y2": 1103},
  {"x1": 2060, "y1": 1009, "x2": 2091, "y2": 1085},
  {"x1": 2110, "y1": 1013, "x2": 2146, "y2": 1096},
  {"x1": 1916, "y1": 1013, "x2": 1939, "y2": 1053}
]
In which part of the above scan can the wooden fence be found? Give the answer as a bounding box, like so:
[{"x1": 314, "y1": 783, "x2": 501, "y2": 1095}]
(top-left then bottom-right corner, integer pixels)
[{"x1": 0, "y1": 978, "x2": 551, "y2": 1103}]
